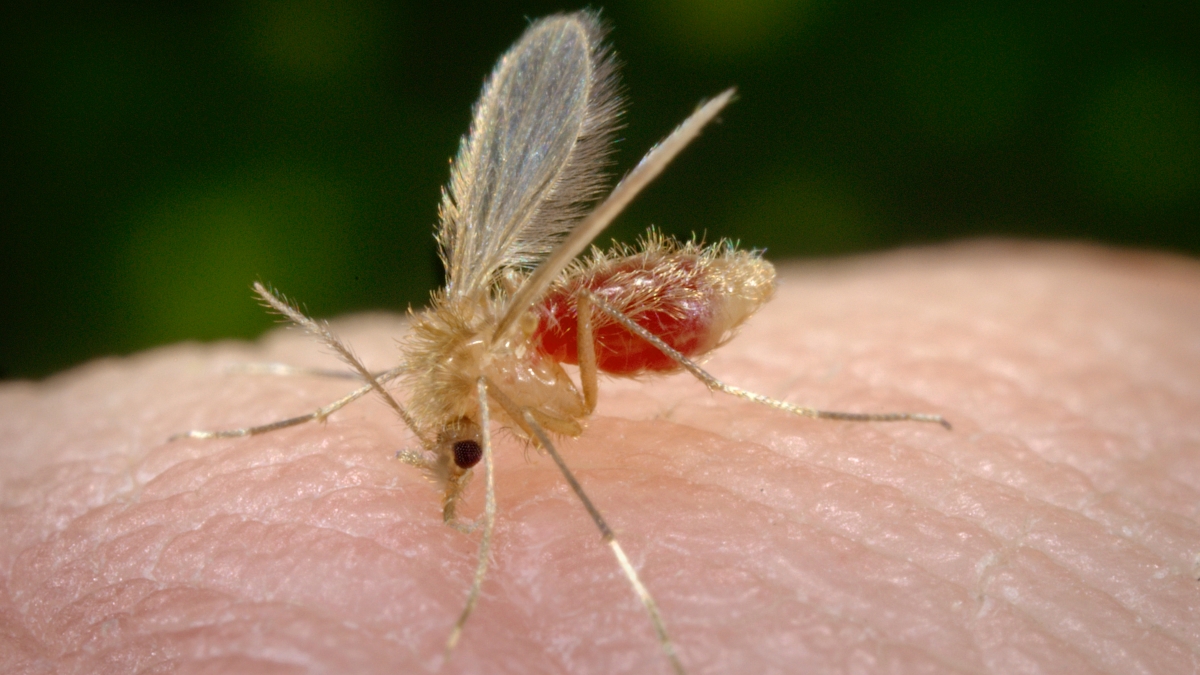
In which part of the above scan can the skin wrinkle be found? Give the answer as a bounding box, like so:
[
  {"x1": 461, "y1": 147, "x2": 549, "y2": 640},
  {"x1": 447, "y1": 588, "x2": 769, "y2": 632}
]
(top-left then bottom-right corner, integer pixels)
[
  {"x1": 3, "y1": 241, "x2": 1200, "y2": 674},
  {"x1": 921, "y1": 403, "x2": 1176, "y2": 619},
  {"x1": 700, "y1": 251, "x2": 1190, "y2": 667},
  {"x1": 977, "y1": 557, "x2": 1122, "y2": 675},
  {"x1": 824, "y1": 431, "x2": 1187, "y2": 641},
  {"x1": 670, "y1": 431, "x2": 1003, "y2": 602},
  {"x1": 682, "y1": 401, "x2": 1192, "y2": 660},
  {"x1": 126, "y1": 451, "x2": 420, "y2": 641},
  {"x1": 552, "y1": 422, "x2": 993, "y2": 662}
]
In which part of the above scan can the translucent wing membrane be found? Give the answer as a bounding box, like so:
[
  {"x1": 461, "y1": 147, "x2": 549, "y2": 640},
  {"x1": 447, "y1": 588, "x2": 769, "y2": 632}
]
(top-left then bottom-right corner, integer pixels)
[{"x1": 438, "y1": 12, "x2": 620, "y2": 301}]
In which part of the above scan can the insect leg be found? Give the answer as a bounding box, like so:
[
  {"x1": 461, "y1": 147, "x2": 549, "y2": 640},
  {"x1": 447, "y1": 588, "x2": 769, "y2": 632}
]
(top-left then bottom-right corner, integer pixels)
[
  {"x1": 444, "y1": 377, "x2": 498, "y2": 659},
  {"x1": 481, "y1": 380, "x2": 685, "y2": 674},
  {"x1": 518, "y1": 408, "x2": 686, "y2": 675},
  {"x1": 171, "y1": 365, "x2": 406, "y2": 440},
  {"x1": 227, "y1": 362, "x2": 396, "y2": 380},
  {"x1": 584, "y1": 290, "x2": 951, "y2": 429},
  {"x1": 443, "y1": 467, "x2": 481, "y2": 533},
  {"x1": 253, "y1": 282, "x2": 434, "y2": 446},
  {"x1": 576, "y1": 290, "x2": 599, "y2": 414}
]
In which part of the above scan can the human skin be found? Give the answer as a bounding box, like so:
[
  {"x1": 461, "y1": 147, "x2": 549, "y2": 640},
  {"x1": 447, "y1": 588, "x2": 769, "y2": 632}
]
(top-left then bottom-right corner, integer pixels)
[{"x1": 2, "y1": 241, "x2": 1199, "y2": 675}]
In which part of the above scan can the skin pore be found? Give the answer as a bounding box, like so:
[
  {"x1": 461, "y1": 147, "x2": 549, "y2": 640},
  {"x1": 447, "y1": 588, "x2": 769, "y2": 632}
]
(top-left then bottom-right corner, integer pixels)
[{"x1": 2, "y1": 241, "x2": 1199, "y2": 674}]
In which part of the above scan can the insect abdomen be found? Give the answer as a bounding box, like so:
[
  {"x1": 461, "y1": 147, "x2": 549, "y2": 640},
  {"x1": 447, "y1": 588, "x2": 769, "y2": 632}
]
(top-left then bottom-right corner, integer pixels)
[{"x1": 534, "y1": 236, "x2": 776, "y2": 376}]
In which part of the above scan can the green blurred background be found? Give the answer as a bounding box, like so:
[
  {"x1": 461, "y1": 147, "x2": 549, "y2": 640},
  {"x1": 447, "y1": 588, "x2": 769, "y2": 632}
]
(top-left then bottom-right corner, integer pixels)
[{"x1": 3, "y1": 1, "x2": 1198, "y2": 379}]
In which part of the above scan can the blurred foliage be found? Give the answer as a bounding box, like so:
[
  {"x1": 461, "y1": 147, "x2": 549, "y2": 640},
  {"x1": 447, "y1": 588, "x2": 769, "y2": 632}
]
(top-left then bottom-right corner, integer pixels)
[{"x1": 2, "y1": 0, "x2": 1197, "y2": 378}]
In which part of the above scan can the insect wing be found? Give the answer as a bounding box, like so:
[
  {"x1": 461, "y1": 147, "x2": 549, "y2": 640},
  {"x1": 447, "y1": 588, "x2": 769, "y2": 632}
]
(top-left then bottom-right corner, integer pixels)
[
  {"x1": 438, "y1": 12, "x2": 619, "y2": 301},
  {"x1": 493, "y1": 89, "x2": 737, "y2": 341}
]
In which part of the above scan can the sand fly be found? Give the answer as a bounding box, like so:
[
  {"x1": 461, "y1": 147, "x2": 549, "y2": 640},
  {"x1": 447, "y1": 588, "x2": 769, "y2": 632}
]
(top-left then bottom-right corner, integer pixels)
[{"x1": 176, "y1": 11, "x2": 948, "y2": 674}]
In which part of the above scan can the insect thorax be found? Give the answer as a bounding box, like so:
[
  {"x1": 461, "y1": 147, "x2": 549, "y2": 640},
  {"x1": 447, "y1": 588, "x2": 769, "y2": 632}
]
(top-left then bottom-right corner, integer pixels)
[{"x1": 402, "y1": 295, "x2": 587, "y2": 458}]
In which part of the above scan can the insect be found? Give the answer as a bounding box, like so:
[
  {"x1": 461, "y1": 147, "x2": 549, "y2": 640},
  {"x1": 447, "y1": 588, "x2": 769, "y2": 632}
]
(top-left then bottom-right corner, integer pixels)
[{"x1": 177, "y1": 11, "x2": 948, "y2": 674}]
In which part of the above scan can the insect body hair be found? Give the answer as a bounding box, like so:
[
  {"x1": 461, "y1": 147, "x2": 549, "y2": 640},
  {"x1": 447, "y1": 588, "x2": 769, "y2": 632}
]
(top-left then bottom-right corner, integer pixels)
[
  {"x1": 534, "y1": 230, "x2": 777, "y2": 375},
  {"x1": 400, "y1": 288, "x2": 587, "y2": 500},
  {"x1": 400, "y1": 293, "x2": 496, "y2": 438}
]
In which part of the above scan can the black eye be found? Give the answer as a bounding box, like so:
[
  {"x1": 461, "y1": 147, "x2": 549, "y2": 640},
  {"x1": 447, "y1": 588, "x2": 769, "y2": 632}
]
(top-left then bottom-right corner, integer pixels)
[{"x1": 453, "y1": 440, "x2": 483, "y2": 468}]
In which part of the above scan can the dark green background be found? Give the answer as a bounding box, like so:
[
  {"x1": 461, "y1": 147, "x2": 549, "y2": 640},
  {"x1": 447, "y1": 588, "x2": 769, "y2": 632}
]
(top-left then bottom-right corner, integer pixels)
[{"x1": 4, "y1": 1, "x2": 1198, "y2": 379}]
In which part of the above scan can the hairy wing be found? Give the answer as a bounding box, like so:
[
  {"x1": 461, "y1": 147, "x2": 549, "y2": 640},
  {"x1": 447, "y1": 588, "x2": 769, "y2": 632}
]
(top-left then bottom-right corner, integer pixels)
[
  {"x1": 494, "y1": 89, "x2": 737, "y2": 342},
  {"x1": 437, "y1": 11, "x2": 620, "y2": 301}
]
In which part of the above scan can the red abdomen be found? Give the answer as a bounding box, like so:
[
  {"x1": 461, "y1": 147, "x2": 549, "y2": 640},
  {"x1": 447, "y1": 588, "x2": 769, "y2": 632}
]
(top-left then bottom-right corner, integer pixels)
[{"x1": 532, "y1": 237, "x2": 776, "y2": 376}]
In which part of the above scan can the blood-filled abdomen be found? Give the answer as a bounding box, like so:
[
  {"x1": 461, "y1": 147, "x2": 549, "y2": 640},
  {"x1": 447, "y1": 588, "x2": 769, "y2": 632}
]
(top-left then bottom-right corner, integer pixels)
[{"x1": 533, "y1": 234, "x2": 776, "y2": 376}]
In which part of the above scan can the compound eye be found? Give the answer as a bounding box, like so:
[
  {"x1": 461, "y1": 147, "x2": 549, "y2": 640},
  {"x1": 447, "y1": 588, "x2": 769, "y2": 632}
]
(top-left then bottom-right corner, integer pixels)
[{"x1": 453, "y1": 439, "x2": 483, "y2": 468}]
